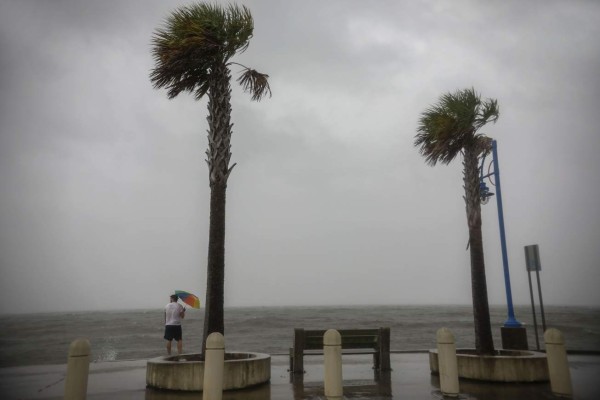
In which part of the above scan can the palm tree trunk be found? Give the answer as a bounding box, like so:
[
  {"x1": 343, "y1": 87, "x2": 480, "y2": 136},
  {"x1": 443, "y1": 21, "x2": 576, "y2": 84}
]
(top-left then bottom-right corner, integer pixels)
[
  {"x1": 202, "y1": 181, "x2": 226, "y2": 352},
  {"x1": 202, "y1": 62, "x2": 234, "y2": 354},
  {"x1": 463, "y1": 146, "x2": 495, "y2": 355}
]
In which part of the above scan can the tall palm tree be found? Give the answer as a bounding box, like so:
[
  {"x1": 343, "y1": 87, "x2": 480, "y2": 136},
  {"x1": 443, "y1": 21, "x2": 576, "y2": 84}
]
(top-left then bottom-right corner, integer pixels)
[
  {"x1": 150, "y1": 3, "x2": 271, "y2": 352},
  {"x1": 415, "y1": 88, "x2": 499, "y2": 355}
]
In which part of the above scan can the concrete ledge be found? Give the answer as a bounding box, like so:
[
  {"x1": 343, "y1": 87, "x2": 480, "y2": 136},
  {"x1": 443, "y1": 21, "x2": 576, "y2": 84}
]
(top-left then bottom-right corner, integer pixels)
[
  {"x1": 429, "y1": 348, "x2": 549, "y2": 382},
  {"x1": 146, "y1": 352, "x2": 270, "y2": 391}
]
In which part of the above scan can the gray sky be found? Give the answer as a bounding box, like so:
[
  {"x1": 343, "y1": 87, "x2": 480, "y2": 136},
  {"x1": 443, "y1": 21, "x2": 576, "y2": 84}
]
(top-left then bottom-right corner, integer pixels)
[{"x1": 1, "y1": 0, "x2": 599, "y2": 314}]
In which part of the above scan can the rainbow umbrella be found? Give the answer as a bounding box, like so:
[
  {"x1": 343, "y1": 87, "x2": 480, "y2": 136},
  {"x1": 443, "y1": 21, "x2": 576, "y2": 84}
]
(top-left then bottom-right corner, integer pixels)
[{"x1": 175, "y1": 290, "x2": 201, "y2": 309}]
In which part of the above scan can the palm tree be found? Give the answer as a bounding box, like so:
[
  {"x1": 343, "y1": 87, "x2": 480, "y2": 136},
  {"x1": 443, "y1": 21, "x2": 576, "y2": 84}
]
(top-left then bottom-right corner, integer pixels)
[
  {"x1": 150, "y1": 3, "x2": 271, "y2": 352},
  {"x1": 415, "y1": 88, "x2": 499, "y2": 355}
]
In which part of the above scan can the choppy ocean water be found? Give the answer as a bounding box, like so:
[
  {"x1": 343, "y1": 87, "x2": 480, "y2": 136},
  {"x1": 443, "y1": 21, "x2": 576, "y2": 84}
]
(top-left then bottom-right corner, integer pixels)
[{"x1": 1, "y1": 305, "x2": 598, "y2": 368}]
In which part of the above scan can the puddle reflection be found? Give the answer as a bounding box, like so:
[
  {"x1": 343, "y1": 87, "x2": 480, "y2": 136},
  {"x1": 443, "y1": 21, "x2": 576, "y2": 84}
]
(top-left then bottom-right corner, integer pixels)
[{"x1": 290, "y1": 369, "x2": 392, "y2": 399}]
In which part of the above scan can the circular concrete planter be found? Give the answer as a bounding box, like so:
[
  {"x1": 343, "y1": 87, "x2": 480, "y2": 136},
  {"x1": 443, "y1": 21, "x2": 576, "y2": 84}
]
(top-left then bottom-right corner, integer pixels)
[
  {"x1": 429, "y1": 348, "x2": 548, "y2": 382},
  {"x1": 146, "y1": 352, "x2": 270, "y2": 391}
]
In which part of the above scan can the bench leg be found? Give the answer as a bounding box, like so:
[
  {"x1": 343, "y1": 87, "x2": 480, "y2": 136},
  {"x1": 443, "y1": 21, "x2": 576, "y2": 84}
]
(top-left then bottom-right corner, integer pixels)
[
  {"x1": 293, "y1": 328, "x2": 305, "y2": 373},
  {"x1": 373, "y1": 352, "x2": 380, "y2": 370},
  {"x1": 380, "y1": 327, "x2": 391, "y2": 371},
  {"x1": 293, "y1": 351, "x2": 304, "y2": 373}
]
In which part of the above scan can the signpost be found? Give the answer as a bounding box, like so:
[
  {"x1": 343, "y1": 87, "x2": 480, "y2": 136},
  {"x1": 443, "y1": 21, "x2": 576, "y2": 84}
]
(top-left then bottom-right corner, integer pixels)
[{"x1": 525, "y1": 244, "x2": 546, "y2": 350}]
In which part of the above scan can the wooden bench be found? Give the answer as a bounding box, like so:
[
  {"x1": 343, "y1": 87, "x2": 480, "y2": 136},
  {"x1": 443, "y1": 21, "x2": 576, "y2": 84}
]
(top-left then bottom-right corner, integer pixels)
[{"x1": 290, "y1": 327, "x2": 391, "y2": 373}]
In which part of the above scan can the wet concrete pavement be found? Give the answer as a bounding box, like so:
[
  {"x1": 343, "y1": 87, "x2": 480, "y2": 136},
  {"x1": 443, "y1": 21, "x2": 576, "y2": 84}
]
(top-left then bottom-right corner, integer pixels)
[{"x1": 1, "y1": 352, "x2": 599, "y2": 399}]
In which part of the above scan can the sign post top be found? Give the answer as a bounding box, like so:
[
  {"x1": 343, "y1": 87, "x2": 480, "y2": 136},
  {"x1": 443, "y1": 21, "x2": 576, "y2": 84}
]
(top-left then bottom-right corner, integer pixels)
[{"x1": 524, "y1": 244, "x2": 541, "y2": 272}]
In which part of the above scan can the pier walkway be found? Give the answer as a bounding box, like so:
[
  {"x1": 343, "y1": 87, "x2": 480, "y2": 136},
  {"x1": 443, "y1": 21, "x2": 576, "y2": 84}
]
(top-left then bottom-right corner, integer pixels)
[{"x1": 1, "y1": 352, "x2": 599, "y2": 399}]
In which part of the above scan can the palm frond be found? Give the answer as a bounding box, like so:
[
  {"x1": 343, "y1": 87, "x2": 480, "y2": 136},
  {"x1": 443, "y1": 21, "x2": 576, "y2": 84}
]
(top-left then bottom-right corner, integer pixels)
[
  {"x1": 475, "y1": 98, "x2": 499, "y2": 129},
  {"x1": 414, "y1": 88, "x2": 499, "y2": 165},
  {"x1": 236, "y1": 67, "x2": 271, "y2": 101},
  {"x1": 150, "y1": 3, "x2": 254, "y2": 100}
]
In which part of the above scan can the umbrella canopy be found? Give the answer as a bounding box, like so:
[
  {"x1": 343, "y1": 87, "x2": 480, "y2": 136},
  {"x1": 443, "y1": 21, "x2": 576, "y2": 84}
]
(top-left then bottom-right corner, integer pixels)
[{"x1": 174, "y1": 290, "x2": 201, "y2": 309}]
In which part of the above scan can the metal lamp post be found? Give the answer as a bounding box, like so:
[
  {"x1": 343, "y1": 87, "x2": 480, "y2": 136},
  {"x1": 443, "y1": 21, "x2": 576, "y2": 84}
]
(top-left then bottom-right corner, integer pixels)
[{"x1": 480, "y1": 140, "x2": 528, "y2": 349}]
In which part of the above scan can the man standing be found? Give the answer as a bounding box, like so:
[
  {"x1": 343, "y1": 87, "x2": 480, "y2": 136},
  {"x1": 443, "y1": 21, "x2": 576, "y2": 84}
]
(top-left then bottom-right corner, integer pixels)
[{"x1": 164, "y1": 294, "x2": 185, "y2": 355}]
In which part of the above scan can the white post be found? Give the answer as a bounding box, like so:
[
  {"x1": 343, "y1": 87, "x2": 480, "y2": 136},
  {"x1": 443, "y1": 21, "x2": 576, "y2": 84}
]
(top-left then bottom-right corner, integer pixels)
[
  {"x1": 203, "y1": 332, "x2": 225, "y2": 400},
  {"x1": 436, "y1": 328, "x2": 459, "y2": 397},
  {"x1": 64, "y1": 338, "x2": 91, "y2": 400},
  {"x1": 323, "y1": 329, "x2": 343, "y2": 399},
  {"x1": 544, "y1": 328, "x2": 573, "y2": 398}
]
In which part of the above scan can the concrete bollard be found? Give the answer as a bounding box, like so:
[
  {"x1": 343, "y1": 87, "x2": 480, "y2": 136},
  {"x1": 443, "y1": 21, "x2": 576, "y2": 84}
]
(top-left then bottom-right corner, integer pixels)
[
  {"x1": 203, "y1": 332, "x2": 225, "y2": 400},
  {"x1": 64, "y1": 338, "x2": 91, "y2": 400},
  {"x1": 544, "y1": 328, "x2": 573, "y2": 398},
  {"x1": 323, "y1": 329, "x2": 343, "y2": 399},
  {"x1": 436, "y1": 328, "x2": 459, "y2": 397}
]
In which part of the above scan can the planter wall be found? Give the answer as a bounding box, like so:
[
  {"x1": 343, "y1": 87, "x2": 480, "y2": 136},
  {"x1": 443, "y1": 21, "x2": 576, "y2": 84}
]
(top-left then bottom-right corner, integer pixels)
[
  {"x1": 146, "y1": 352, "x2": 270, "y2": 391},
  {"x1": 429, "y1": 349, "x2": 548, "y2": 382}
]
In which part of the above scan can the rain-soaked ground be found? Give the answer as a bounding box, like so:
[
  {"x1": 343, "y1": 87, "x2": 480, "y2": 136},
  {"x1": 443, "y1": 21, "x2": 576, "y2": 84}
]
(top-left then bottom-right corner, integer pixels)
[{"x1": 1, "y1": 352, "x2": 599, "y2": 399}]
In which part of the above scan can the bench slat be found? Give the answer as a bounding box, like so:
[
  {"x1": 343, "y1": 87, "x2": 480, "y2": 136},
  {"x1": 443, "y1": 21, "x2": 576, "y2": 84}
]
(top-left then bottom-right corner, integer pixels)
[
  {"x1": 302, "y1": 349, "x2": 376, "y2": 355},
  {"x1": 304, "y1": 329, "x2": 379, "y2": 337}
]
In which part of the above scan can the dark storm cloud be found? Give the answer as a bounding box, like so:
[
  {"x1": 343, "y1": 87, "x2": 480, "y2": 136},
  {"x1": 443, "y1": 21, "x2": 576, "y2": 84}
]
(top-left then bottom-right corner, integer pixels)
[{"x1": 0, "y1": 0, "x2": 599, "y2": 313}]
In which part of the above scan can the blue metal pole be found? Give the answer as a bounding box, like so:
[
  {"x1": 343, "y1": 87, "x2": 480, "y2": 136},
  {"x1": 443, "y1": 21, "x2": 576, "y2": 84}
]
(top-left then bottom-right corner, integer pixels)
[{"x1": 491, "y1": 140, "x2": 522, "y2": 327}]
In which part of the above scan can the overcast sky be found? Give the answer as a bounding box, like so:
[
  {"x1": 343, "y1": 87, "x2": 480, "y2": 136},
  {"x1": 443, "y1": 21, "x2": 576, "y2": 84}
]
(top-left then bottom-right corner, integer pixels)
[{"x1": 1, "y1": 0, "x2": 599, "y2": 314}]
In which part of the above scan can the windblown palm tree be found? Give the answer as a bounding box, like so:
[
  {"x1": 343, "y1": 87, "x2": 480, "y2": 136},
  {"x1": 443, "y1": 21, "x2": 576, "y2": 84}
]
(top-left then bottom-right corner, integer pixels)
[
  {"x1": 415, "y1": 88, "x2": 499, "y2": 355},
  {"x1": 150, "y1": 3, "x2": 271, "y2": 352}
]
